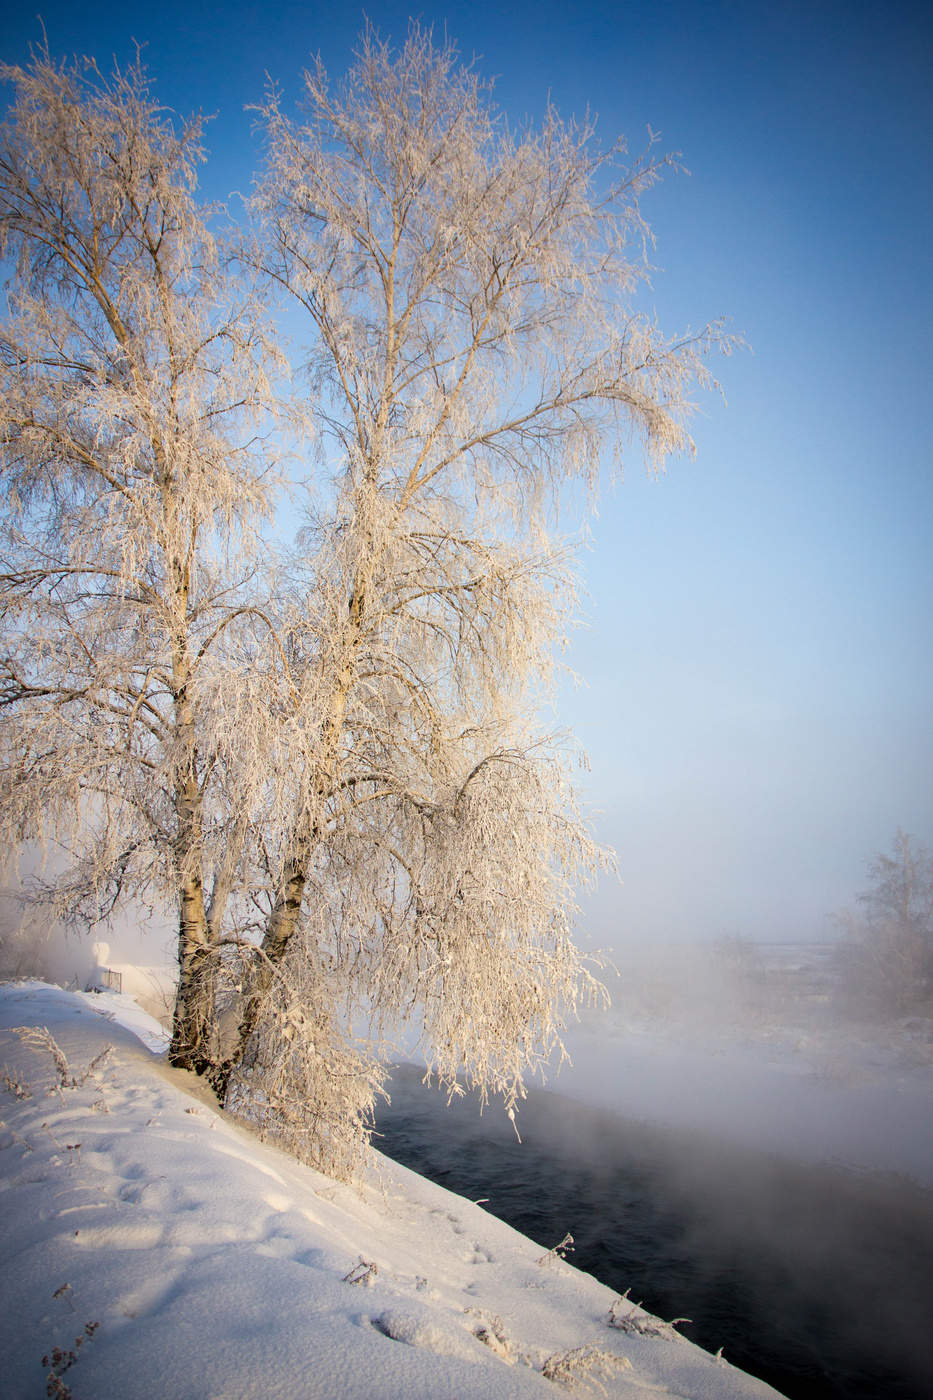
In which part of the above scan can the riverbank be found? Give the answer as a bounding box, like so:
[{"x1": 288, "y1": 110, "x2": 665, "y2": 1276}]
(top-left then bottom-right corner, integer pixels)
[
  {"x1": 378, "y1": 1063, "x2": 933, "y2": 1400},
  {"x1": 0, "y1": 981, "x2": 784, "y2": 1400}
]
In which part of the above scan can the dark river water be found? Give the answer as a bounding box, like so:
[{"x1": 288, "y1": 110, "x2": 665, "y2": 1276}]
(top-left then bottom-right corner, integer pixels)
[{"x1": 375, "y1": 1064, "x2": 933, "y2": 1400}]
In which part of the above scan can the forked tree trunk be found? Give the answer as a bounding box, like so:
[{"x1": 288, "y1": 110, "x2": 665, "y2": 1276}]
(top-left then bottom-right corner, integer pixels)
[
  {"x1": 214, "y1": 636, "x2": 358, "y2": 1100},
  {"x1": 212, "y1": 847, "x2": 311, "y2": 1099}
]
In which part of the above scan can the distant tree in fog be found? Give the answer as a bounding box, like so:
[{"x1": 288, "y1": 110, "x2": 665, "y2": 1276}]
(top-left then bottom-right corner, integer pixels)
[{"x1": 835, "y1": 831, "x2": 933, "y2": 1017}]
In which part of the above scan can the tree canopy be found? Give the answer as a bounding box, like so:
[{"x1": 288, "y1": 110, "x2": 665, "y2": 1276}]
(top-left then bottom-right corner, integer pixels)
[{"x1": 0, "y1": 27, "x2": 729, "y2": 1176}]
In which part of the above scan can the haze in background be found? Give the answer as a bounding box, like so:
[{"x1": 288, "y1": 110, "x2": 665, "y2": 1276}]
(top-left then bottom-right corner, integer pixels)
[{"x1": 2, "y1": 0, "x2": 930, "y2": 954}]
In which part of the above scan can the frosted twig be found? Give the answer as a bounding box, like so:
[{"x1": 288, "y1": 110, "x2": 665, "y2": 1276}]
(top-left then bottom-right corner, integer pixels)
[
  {"x1": 607, "y1": 1289, "x2": 690, "y2": 1338},
  {"x1": 342, "y1": 1257, "x2": 378, "y2": 1286},
  {"x1": 537, "y1": 1231, "x2": 574, "y2": 1267},
  {"x1": 542, "y1": 1345, "x2": 631, "y2": 1391}
]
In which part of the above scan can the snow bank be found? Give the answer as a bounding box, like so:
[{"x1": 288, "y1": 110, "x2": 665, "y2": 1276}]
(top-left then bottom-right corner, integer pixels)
[
  {"x1": 85, "y1": 962, "x2": 176, "y2": 1031},
  {"x1": 0, "y1": 982, "x2": 785, "y2": 1399}
]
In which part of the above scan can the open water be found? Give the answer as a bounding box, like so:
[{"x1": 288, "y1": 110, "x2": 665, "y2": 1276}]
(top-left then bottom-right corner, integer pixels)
[{"x1": 376, "y1": 1064, "x2": 933, "y2": 1400}]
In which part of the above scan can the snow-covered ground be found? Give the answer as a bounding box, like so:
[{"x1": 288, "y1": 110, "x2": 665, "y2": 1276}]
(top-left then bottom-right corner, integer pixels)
[{"x1": 0, "y1": 980, "x2": 785, "y2": 1399}]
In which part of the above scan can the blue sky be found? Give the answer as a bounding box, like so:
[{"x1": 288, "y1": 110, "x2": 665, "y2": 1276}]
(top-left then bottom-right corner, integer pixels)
[{"x1": 3, "y1": 0, "x2": 931, "y2": 946}]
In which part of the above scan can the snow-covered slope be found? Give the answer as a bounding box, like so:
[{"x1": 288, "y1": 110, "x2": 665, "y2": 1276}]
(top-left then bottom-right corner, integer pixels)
[{"x1": 0, "y1": 982, "x2": 785, "y2": 1399}]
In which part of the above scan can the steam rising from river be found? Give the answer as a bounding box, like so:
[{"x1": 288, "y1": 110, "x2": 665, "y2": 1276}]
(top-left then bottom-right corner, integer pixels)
[
  {"x1": 377, "y1": 935, "x2": 933, "y2": 1396},
  {"x1": 552, "y1": 938, "x2": 933, "y2": 1183},
  {"x1": 380, "y1": 1041, "x2": 933, "y2": 1400}
]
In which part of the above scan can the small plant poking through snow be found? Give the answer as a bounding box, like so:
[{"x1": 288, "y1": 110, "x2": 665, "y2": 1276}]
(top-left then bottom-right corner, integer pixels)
[
  {"x1": 467, "y1": 1308, "x2": 516, "y2": 1364},
  {"x1": 41, "y1": 1124, "x2": 81, "y2": 1163},
  {"x1": 342, "y1": 1257, "x2": 378, "y2": 1286},
  {"x1": 10, "y1": 1028, "x2": 112, "y2": 1091},
  {"x1": 1, "y1": 1066, "x2": 32, "y2": 1099},
  {"x1": 41, "y1": 1320, "x2": 99, "y2": 1399},
  {"x1": 537, "y1": 1231, "x2": 574, "y2": 1267},
  {"x1": 607, "y1": 1289, "x2": 690, "y2": 1339},
  {"x1": 542, "y1": 1345, "x2": 631, "y2": 1392}
]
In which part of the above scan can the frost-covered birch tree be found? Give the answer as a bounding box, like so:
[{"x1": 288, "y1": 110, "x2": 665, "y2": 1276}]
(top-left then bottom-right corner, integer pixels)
[
  {"x1": 0, "y1": 31, "x2": 731, "y2": 1178},
  {"x1": 0, "y1": 50, "x2": 275, "y2": 1075},
  {"x1": 835, "y1": 831, "x2": 933, "y2": 1016},
  {"x1": 214, "y1": 23, "x2": 730, "y2": 1166}
]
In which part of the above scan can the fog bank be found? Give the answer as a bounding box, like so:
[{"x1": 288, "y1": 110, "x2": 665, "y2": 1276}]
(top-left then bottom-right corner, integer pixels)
[{"x1": 552, "y1": 942, "x2": 933, "y2": 1183}]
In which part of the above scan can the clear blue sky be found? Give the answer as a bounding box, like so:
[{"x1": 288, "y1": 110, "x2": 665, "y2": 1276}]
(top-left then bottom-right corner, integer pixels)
[{"x1": 3, "y1": 0, "x2": 931, "y2": 947}]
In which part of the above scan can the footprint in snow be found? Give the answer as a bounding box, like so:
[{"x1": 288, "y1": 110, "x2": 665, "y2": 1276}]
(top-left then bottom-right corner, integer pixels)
[{"x1": 369, "y1": 1309, "x2": 481, "y2": 1361}]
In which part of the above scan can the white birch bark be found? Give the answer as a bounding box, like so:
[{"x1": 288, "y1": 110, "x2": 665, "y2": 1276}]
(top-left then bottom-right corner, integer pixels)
[{"x1": 0, "y1": 50, "x2": 276, "y2": 1076}]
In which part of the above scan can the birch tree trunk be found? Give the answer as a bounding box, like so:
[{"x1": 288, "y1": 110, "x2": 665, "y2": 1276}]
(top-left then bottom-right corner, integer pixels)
[
  {"x1": 168, "y1": 645, "x2": 215, "y2": 1071},
  {"x1": 0, "y1": 50, "x2": 275, "y2": 1081}
]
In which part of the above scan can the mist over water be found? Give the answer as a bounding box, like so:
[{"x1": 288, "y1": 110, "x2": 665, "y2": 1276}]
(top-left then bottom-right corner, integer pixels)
[
  {"x1": 377, "y1": 942, "x2": 933, "y2": 1400},
  {"x1": 5, "y1": 901, "x2": 933, "y2": 1398},
  {"x1": 377, "y1": 1065, "x2": 933, "y2": 1400}
]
